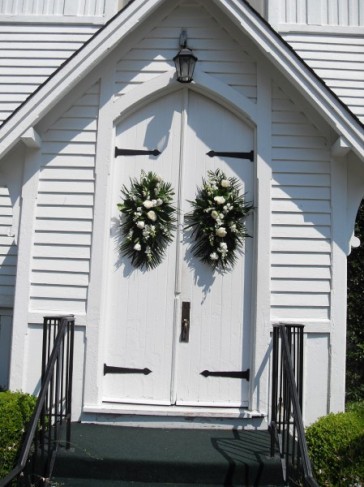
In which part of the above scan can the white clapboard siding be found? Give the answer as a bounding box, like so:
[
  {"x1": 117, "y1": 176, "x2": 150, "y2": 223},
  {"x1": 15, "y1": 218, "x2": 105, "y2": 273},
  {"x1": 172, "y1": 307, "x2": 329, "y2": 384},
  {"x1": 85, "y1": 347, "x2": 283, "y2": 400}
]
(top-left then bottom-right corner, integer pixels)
[
  {"x1": 281, "y1": 0, "x2": 364, "y2": 27},
  {"x1": 0, "y1": 186, "x2": 17, "y2": 307},
  {"x1": 282, "y1": 33, "x2": 364, "y2": 123},
  {"x1": 271, "y1": 84, "x2": 331, "y2": 321},
  {"x1": 0, "y1": 24, "x2": 99, "y2": 125},
  {"x1": 115, "y1": 2, "x2": 257, "y2": 102},
  {"x1": 30, "y1": 83, "x2": 99, "y2": 314}
]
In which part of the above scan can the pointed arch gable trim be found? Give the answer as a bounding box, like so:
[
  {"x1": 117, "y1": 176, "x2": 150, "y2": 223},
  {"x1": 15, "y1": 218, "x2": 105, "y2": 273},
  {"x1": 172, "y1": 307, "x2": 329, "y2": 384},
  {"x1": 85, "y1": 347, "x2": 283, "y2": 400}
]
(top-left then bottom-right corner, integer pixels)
[{"x1": 111, "y1": 69, "x2": 258, "y2": 127}]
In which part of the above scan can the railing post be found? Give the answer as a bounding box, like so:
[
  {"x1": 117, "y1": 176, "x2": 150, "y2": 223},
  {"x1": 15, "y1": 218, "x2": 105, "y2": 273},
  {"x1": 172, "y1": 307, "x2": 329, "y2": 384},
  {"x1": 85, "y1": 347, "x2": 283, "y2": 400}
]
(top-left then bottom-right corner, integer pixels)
[{"x1": 270, "y1": 323, "x2": 318, "y2": 487}]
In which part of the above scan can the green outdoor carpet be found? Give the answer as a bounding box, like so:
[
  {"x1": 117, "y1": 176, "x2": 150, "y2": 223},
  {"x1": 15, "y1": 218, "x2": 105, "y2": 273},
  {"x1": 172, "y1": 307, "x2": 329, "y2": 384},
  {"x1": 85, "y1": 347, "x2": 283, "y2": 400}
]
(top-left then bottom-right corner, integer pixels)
[{"x1": 51, "y1": 423, "x2": 284, "y2": 486}]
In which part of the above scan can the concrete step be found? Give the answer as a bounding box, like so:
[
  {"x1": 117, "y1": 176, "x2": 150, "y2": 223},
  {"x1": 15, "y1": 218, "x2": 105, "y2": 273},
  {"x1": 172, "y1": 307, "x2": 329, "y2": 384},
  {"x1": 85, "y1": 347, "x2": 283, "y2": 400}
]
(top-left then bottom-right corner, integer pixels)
[{"x1": 51, "y1": 423, "x2": 284, "y2": 486}]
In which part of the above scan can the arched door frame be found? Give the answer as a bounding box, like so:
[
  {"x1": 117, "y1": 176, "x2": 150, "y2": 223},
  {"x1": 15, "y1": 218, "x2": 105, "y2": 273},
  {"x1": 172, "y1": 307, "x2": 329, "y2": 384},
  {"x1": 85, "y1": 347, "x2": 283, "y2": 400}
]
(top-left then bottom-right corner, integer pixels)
[{"x1": 84, "y1": 68, "x2": 267, "y2": 417}]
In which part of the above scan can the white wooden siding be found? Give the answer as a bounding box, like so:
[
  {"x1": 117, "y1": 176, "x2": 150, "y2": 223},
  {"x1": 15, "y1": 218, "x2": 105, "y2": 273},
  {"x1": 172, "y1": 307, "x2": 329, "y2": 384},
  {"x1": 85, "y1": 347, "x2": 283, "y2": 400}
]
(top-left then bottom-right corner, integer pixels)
[
  {"x1": 276, "y1": 0, "x2": 364, "y2": 26},
  {"x1": 115, "y1": 2, "x2": 257, "y2": 103},
  {"x1": 271, "y1": 84, "x2": 332, "y2": 321},
  {"x1": 0, "y1": 0, "x2": 111, "y2": 17},
  {"x1": 0, "y1": 187, "x2": 17, "y2": 307},
  {"x1": 282, "y1": 33, "x2": 364, "y2": 123},
  {"x1": 0, "y1": 24, "x2": 99, "y2": 125},
  {"x1": 30, "y1": 83, "x2": 99, "y2": 314}
]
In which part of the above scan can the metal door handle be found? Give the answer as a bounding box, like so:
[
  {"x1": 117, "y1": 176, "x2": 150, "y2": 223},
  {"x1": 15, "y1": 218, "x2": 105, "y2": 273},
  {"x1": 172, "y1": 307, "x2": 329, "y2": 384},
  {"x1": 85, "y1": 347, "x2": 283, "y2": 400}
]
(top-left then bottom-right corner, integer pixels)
[{"x1": 180, "y1": 302, "x2": 190, "y2": 343}]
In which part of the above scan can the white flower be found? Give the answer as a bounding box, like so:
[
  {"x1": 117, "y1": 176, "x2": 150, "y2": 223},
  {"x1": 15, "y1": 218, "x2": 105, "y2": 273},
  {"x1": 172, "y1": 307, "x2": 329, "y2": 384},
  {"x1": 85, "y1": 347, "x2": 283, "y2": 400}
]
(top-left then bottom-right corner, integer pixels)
[
  {"x1": 230, "y1": 223, "x2": 237, "y2": 233},
  {"x1": 216, "y1": 227, "x2": 227, "y2": 237},
  {"x1": 156, "y1": 198, "x2": 163, "y2": 206},
  {"x1": 143, "y1": 200, "x2": 154, "y2": 209},
  {"x1": 210, "y1": 252, "x2": 219, "y2": 261},
  {"x1": 220, "y1": 242, "x2": 228, "y2": 251},
  {"x1": 147, "y1": 210, "x2": 157, "y2": 221},
  {"x1": 134, "y1": 243, "x2": 141, "y2": 251},
  {"x1": 214, "y1": 196, "x2": 226, "y2": 205},
  {"x1": 136, "y1": 221, "x2": 145, "y2": 229},
  {"x1": 211, "y1": 210, "x2": 219, "y2": 220},
  {"x1": 221, "y1": 179, "x2": 230, "y2": 188}
]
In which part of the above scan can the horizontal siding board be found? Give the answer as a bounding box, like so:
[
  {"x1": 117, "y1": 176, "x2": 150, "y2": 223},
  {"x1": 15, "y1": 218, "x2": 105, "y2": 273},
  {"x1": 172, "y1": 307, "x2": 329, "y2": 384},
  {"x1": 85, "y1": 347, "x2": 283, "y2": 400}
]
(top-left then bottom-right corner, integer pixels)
[
  {"x1": 271, "y1": 292, "x2": 330, "y2": 307},
  {"x1": 40, "y1": 167, "x2": 95, "y2": 180},
  {"x1": 32, "y1": 258, "x2": 90, "y2": 273},
  {"x1": 271, "y1": 161, "x2": 330, "y2": 174},
  {"x1": 36, "y1": 206, "x2": 93, "y2": 220},
  {"x1": 271, "y1": 252, "x2": 331, "y2": 266},
  {"x1": 271, "y1": 266, "x2": 331, "y2": 279},
  {"x1": 37, "y1": 193, "x2": 94, "y2": 206},
  {"x1": 272, "y1": 238, "x2": 331, "y2": 252},
  {"x1": 272, "y1": 148, "x2": 330, "y2": 161},
  {"x1": 34, "y1": 232, "x2": 92, "y2": 245},
  {"x1": 41, "y1": 154, "x2": 96, "y2": 167},
  {"x1": 31, "y1": 271, "x2": 89, "y2": 286},
  {"x1": 271, "y1": 279, "x2": 331, "y2": 293},
  {"x1": 33, "y1": 244, "x2": 91, "y2": 259},
  {"x1": 271, "y1": 307, "x2": 330, "y2": 320},
  {"x1": 30, "y1": 284, "x2": 87, "y2": 300},
  {"x1": 30, "y1": 298, "x2": 86, "y2": 313},
  {"x1": 272, "y1": 173, "x2": 330, "y2": 187},
  {"x1": 35, "y1": 219, "x2": 92, "y2": 232},
  {"x1": 272, "y1": 212, "x2": 331, "y2": 226},
  {"x1": 272, "y1": 186, "x2": 331, "y2": 200},
  {"x1": 37, "y1": 181, "x2": 94, "y2": 193},
  {"x1": 271, "y1": 225, "x2": 331, "y2": 239}
]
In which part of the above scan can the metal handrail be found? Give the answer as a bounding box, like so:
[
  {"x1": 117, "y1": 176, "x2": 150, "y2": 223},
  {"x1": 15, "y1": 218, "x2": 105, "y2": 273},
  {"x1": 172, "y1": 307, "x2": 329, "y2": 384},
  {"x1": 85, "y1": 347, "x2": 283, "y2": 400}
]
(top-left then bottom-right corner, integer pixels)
[
  {"x1": 270, "y1": 324, "x2": 318, "y2": 487},
  {"x1": 0, "y1": 315, "x2": 74, "y2": 487}
]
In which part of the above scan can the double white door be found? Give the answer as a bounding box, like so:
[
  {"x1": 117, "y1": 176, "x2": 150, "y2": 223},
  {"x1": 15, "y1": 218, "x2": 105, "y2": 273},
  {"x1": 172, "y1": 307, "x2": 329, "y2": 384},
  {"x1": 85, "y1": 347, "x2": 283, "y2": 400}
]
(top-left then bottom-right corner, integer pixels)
[{"x1": 103, "y1": 90, "x2": 254, "y2": 408}]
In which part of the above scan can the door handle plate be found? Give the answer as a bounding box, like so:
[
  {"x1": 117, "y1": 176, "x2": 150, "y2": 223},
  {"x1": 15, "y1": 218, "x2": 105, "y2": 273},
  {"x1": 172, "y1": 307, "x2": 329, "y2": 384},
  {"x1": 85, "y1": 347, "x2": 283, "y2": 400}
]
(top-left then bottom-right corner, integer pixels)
[{"x1": 180, "y1": 301, "x2": 190, "y2": 343}]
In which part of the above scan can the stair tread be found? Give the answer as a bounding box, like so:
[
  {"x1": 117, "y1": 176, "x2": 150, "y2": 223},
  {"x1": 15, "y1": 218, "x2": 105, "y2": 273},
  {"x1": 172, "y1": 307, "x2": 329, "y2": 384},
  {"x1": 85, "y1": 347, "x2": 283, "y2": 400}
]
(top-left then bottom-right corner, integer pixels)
[{"x1": 52, "y1": 423, "x2": 284, "y2": 486}]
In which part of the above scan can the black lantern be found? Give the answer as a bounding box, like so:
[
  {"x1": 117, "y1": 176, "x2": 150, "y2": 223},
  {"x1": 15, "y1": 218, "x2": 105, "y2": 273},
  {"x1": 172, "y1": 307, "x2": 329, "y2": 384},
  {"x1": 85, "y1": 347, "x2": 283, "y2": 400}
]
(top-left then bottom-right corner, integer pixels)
[{"x1": 173, "y1": 30, "x2": 197, "y2": 83}]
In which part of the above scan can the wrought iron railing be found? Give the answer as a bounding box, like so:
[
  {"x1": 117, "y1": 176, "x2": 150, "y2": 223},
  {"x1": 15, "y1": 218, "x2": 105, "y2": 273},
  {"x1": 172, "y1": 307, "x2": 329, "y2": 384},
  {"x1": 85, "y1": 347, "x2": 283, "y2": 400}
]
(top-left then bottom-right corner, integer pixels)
[
  {"x1": 270, "y1": 324, "x2": 318, "y2": 487},
  {"x1": 0, "y1": 315, "x2": 75, "y2": 487}
]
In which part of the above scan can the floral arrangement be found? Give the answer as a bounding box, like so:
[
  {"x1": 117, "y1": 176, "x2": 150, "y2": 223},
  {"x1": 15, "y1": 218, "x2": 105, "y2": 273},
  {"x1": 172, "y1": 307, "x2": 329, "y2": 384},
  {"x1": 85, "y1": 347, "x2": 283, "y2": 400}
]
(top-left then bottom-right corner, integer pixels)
[
  {"x1": 185, "y1": 169, "x2": 253, "y2": 270},
  {"x1": 117, "y1": 171, "x2": 176, "y2": 270}
]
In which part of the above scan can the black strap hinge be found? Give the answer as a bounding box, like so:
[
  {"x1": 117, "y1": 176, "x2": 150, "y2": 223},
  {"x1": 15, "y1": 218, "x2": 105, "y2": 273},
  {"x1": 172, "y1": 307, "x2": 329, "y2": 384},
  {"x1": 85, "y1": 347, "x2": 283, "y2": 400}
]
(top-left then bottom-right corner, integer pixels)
[{"x1": 200, "y1": 369, "x2": 250, "y2": 381}]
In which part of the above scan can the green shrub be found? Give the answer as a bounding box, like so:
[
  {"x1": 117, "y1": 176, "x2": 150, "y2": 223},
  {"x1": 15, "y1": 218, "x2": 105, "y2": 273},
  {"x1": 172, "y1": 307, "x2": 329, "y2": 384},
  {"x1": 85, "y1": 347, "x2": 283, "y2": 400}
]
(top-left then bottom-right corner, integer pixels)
[
  {"x1": 306, "y1": 402, "x2": 364, "y2": 486},
  {"x1": 0, "y1": 390, "x2": 36, "y2": 479}
]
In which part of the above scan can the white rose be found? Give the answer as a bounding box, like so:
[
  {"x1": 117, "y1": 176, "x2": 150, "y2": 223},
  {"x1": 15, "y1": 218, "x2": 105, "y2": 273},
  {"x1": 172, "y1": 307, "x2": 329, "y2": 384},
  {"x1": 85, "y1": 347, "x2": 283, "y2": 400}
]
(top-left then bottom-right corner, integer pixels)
[
  {"x1": 156, "y1": 198, "x2": 163, "y2": 206},
  {"x1": 211, "y1": 210, "x2": 219, "y2": 220},
  {"x1": 147, "y1": 210, "x2": 157, "y2": 221},
  {"x1": 133, "y1": 243, "x2": 141, "y2": 251},
  {"x1": 136, "y1": 221, "x2": 145, "y2": 229},
  {"x1": 210, "y1": 252, "x2": 219, "y2": 261},
  {"x1": 143, "y1": 200, "x2": 154, "y2": 209},
  {"x1": 220, "y1": 242, "x2": 228, "y2": 250},
  {"x1": 221, "y1": 179, "x2": 230, "y2": 188},
  {"x1": 216, "y1": 227, "x2": 227, "y2": 237},
  {"x1": 214, "y1": 196, "x2": 226, "y2": 205}
]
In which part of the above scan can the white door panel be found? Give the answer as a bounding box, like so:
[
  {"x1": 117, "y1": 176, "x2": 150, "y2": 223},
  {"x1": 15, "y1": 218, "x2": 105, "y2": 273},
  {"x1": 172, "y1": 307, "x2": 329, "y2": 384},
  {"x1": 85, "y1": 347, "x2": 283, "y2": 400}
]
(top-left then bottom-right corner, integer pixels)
[{"x1": 103, "y1": 90, "x2": 253, "y2": 408}]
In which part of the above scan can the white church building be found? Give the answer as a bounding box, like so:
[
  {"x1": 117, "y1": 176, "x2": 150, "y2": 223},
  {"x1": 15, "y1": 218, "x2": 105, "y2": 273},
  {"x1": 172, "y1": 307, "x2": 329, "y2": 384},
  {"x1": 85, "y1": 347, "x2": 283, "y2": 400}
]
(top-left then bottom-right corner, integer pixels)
[{"x1": 0, "y1": 0, "x2": 363, "y2": 427}]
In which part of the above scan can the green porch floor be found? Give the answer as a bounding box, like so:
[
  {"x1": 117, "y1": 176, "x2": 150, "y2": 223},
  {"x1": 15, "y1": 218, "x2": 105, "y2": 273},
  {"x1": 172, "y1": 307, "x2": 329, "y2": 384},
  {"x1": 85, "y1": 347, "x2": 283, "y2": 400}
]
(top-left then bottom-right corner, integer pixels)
[{"x1": 51, "y1": 423, "x2": 284, "y2": 486}]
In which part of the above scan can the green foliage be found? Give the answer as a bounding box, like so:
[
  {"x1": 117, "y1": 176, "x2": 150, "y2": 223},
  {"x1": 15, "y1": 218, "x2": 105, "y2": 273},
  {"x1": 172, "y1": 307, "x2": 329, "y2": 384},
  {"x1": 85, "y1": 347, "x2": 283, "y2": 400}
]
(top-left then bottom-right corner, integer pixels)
[
  {"x1": 0, "y1": 390, "x2": 36, "y2": 479},
  {"x1": 347, "y1": 200, "x2": 364, "y2": 402},
  {"x1": 306, "y1": 402, "x2": 364, "y2": 486}
]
